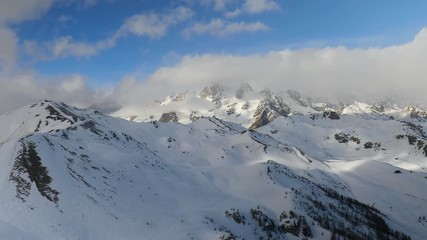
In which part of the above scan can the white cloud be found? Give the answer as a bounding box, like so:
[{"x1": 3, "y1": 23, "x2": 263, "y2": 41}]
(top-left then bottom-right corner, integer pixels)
[
  {"x1": 243, "y1": 0, "x2": 279, "y2": 13},
  {"x1": 58, "y1": 15, "x2": 72, "y2": 23},
  {"x1": 212, "y1": 0, "x2": 229, "y2": 11},
  {"x1": 225, "y1": 0, "x2": 279, "y2": 18},
  {"x1": 0, "y1": 0, "x2": 109, "y2": 113},
  {"x1": 183, "y1": 18, "x2": 269, "y2": 38},
  {"x1": 45, "y1": 75, "x2": 98, "y2": 106},
  {"x1": 26, "y1": 6, "x2": 193, "y2": 60},
  {"x1": 25, "y1": 37, "x2": 100, "y2": 59},
  {"x1": 0, "y1": 0, "x2": 54, "y2": 69},
  {"x1": 0, "y1": 0, "x2": 53, "y2": 24},
  {"x1": 184, "y1": 0, "x2": 235, "y2": 10},
  {"x1": 119, "y1": 14, "x2": 170, "y2": 39},
  {"x1": 0, "y1": 72, "x2": 103, "y2": 114},
  {"x1": 0, "y1": 27, "x2": 17, "y2": 70},
  {"x1": 117, "y1": 6, "x2": 193, "y2": 39},
  {"x1": 83, "y1": 0, "x2": 99, "y2": 7},
  {"x1": 59, "y1": 75, "x2": 87, "y2": 93},
  {"x1": 51, "y1": 36, "x2": 98, "y2": 58},
  {"x1": 2, "y1": 0, "x2": 427, "y2": 114},
  {"x1": 224, "y1": 9, "x2": 242, "y2": 18},
  {"x1": 59, "y1": 0, "x2": 112, "y2": 9},
  {"x1": 112, "y1": 28, "x2": 427, "y2": 107},
  {"x1": 183, "y1": 0, "x2": 279, "y2": 17},
  {"x1": 208, "y1": 0, "x2": 240, "y2": 11},
  {"x1": 5, "y1": 27, "x2": 427, "y2": 115}
]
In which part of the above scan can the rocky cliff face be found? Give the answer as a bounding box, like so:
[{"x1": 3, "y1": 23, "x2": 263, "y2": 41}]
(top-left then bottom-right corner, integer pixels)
[
  {"x1": 199, "y1": 84, "x2": 226, "y2": 104},
  {"x1": 250, "y1": 94, "x2": 290, "y2": 129},
  {"x1": 159, "y1": 111, "x2": 179, "y2": 122},
  {"x1": 235, "y1": 83, "x2": 253, "y2": 99}
]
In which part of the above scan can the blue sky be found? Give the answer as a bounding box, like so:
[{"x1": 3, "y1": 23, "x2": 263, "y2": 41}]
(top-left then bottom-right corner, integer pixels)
[
  {"x1": 7, "y1": 0, "x2": 427, "y2": 87},
  {"x1": 1, "y1": 0, "x2": 427, "y2": 113}
]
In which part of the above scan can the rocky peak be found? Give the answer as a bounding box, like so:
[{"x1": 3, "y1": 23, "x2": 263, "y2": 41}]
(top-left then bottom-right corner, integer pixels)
[
  {"x1": 159, "y1": 111, "x2": 179, "y2": 123},
  {"x1": 0, "y1": 100, "x2": 88, "y2": 144},
  {"x1": 43, "y1": 100, "x2": 86, "y2": 124},
  {"x1": 235, "y1": 83, "x2": 253, "y2": 99},
  {"x1": 250, "y1": 95, "x2": 290, "y2": 129},
  {"x1": 406, "y1": 105, "x2": 427, "y2": 119},
  {"x1": 406, "y1": 105, "x2": 418, "y2": 113},
  {"x1": 165, "y1": 93, "x2": 186, "y2": 103},
  {"x1": 199, "y1": 84, "x2": 226, "y2": 102},
  {"x1": 372, "y1": 99, "x2": 401, "y2": 112},
  {"x1": 145, "y1": 100, "x2": 163, "y2": 107},
  {"x1": 371, "y1": 105, "x2": 385, "y2": 113},
  {"x1": 286, "y1": 89, "x2": 312, "y2": 107},
  {"x1": 260, "y1": 88, "x2": 273, "y2": 98},
  {"x1": 311, "y1": 102, "x2": 329, "y2": 112},
  {"x1": 322, "y1": 110, "x2": 340, "y2": 120}
]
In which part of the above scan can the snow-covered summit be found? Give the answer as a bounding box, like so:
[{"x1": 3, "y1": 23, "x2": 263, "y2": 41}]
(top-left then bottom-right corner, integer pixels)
[
  {"x1": 113, "y1": 84, "x2": 327, "y2": 127},
  {"x1": 0, "y1": 100, "x2": 88, "y2": 143},
  {"x1": 112, "y1": 83, "x2": 427, "y2": 130}
]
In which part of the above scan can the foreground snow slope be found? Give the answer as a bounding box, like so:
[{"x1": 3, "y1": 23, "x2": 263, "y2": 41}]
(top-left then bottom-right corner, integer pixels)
[{"x1": 0, "y1": 100, "x2": 425, "y2": 239}]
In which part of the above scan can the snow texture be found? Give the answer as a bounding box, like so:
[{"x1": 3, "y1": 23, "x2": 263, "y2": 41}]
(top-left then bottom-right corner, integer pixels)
[{"x1": 0, "y1": 94, "x2": 426, "y2": 239}]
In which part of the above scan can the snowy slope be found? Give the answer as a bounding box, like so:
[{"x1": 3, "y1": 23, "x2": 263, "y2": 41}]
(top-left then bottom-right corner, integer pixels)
[{"x1": 0, "y1": 100, "x2": 425, "y2": 239}]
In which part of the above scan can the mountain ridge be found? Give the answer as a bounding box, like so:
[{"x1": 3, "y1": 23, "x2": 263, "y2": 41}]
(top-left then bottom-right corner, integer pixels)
[
  {"x1": 0, "y1": 98, "x2": 425, "y2": 239},
  {"x1": 111, "y1": 83, "x2": 427, "y2": 131}
]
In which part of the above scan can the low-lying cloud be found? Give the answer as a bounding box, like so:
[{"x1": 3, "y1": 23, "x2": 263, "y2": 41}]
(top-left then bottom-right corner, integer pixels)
[
  {"x1": 112, "y1": 27, "x2": 427, "y2": 107},
  {"x1": 0, "y1": 72, "x2": 105, "y2": 114}
]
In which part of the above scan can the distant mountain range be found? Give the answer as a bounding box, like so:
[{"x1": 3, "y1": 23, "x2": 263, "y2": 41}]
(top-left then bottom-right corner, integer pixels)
[
  {"x1": 112, "y1": 83, "x2": 427, "y2": 129},
  {"x1": 0, "y1": 85, "x2": 426, "y2": 239}
]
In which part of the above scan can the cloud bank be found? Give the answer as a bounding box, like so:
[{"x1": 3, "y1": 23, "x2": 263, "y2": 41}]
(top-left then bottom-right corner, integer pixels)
[
  {"x1": 0, "y1": 72, "x2": 105, "y2": 114},
  {"x1": 112, "y1": 28, "x2": 427, "y2": 107},
  {"x1": 4, "y1": 27, "x2": 427, "y2": 114},
  {"x1": 2, "y1": 27, "x2": 427, "y2": 113}
]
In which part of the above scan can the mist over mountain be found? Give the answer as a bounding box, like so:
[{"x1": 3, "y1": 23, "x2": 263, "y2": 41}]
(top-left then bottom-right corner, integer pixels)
[
  {"x1": 111, "y1": 82, "x2": 424, "y2": 129},
  {"x1": 106, "y1": 28, "x2": 427, "y2": 111},
  {"x1": 1, "y1": 28, "x2": 427, "y2": 116}
]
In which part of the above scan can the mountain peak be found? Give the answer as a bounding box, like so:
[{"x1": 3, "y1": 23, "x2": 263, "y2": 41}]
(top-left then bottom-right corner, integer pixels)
[
  {"x1": 0, "y1": 100, "x2": 87, "y2": 143},
  {"x1": 199, "y1": 83, "x2": 227, "y2": 101},
  {"x1": 405, "y1": 105, "x2": 427, "y2": 119},
  {"x1": 111, "y1": 85, "x2": 427, "y2": 131},
  {"x1": 235, "y1": 83, "x2": 253, "y2": 99},
  {"x1": 250, "y1": 94, "x2": 290, "y2": 129}
]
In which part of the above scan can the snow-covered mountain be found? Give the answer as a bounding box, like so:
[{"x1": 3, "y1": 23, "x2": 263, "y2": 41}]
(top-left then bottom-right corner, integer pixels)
[
  {"x1": 0, "y1": 96, "x2": 426, "y2": 239},
  {"x1": 111, "y1": 83, "x2": 426, "y2": 130},
  {"x1": 111, "y1": 83, "x2": 327, "y2": 128}
]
